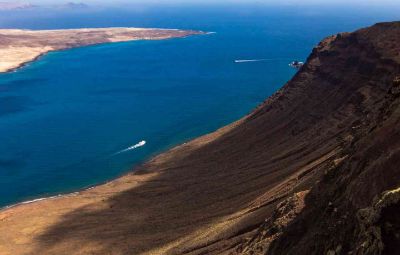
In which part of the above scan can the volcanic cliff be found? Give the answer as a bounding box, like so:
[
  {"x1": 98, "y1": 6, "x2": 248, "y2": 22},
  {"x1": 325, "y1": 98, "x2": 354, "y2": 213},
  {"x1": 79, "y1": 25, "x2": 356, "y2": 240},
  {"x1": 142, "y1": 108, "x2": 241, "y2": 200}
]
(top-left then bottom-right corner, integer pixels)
[
  {"x1": 234, "y1": 21, "x2": 400, "y2": 255},
  {"x1": 0, "y1": 22, "x2": 399, "y2": 255}
]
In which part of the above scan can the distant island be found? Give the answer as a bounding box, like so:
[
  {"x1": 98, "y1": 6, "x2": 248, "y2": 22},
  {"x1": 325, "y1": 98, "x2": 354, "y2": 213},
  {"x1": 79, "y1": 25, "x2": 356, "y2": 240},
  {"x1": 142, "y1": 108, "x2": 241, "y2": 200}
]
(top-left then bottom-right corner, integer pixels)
[
  {"x1": 0, "y1": 28, "x2": 203, "y2": 73},
  {"x1": 0, "y1": 2, "x2": 37, "y2": 10}
]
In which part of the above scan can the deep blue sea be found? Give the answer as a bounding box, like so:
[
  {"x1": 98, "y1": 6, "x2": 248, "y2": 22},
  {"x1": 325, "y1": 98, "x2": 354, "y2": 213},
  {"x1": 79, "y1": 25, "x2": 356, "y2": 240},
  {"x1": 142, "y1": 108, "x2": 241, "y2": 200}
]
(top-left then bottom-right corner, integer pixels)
[{"x1": 0, "y1": 4, "x2": 399, "y2": 207}]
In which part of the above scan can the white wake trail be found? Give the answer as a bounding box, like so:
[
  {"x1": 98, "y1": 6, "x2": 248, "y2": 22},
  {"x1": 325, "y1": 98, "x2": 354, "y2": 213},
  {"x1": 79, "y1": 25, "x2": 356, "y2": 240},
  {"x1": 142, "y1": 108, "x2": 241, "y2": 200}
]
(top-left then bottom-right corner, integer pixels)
[
  {"x1": 234, "y1": 59, "x2": 268, "y2": 63},
  {"x1": 234, "y1": 58, "x2": 292, "y2": 63},
  {"x1": 113, "y1": 140, "x2": 146, "y2": 155}
]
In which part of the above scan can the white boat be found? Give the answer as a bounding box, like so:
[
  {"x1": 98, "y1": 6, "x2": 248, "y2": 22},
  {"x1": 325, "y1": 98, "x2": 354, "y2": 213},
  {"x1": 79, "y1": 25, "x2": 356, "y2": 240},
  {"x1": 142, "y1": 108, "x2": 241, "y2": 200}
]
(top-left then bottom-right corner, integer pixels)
[{"x1": 289, "y1": 61, "x2": 304, "y2": 69}]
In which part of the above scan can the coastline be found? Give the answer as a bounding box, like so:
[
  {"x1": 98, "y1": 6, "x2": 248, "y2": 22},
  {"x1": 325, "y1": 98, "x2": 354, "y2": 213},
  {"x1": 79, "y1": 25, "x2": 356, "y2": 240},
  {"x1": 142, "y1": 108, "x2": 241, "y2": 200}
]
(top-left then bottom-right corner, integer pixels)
[
  {"x1": 1, "y1": 193, "x2": 79, "y2": 211},
  {"x1": 0, "y1": 159, "x2": 147, "y2": 212},
  {"x1": 0, "y1": 27, "x2": 205, "y2": 74},
  {"x1": 0, "y1": 117, "x2": 259, "y2": 255},
  {"x1": 0, "y1": 18, "x2": 399, "y2": 255},
  {"x1": 0, "y1": 27, "x2": 208, "y2": 210},
  {"x1": 0, "y1": 27, "x2": 210, "y2": 209},
  {"x1": 0, "y1": 117, "x2": 244, "y2": 213},
  {"x1": 0, "y1": 51, "x2": 47, "y2": 74}
]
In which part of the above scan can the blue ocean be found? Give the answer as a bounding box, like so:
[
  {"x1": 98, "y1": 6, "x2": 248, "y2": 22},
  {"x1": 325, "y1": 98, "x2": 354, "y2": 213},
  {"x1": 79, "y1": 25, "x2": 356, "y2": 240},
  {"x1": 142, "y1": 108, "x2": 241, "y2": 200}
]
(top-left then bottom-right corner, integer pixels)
[{"x1": 0, "y1": 4, "x2": 399, "y2": 207}]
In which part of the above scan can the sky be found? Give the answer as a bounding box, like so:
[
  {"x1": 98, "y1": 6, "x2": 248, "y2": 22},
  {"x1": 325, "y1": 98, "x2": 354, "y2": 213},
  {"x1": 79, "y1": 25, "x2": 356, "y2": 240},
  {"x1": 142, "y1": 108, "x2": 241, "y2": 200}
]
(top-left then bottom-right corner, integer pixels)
[{"x1": 21, "y1": 0, "x2": 400, "y2": 6}]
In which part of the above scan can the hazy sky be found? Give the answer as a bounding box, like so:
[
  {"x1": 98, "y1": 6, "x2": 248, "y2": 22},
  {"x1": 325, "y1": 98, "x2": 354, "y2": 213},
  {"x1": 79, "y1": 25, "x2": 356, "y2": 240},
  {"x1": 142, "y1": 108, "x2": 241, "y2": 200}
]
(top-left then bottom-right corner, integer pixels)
[{"x1": 24, "y1": 0, "x2": 400, "y2": 6}]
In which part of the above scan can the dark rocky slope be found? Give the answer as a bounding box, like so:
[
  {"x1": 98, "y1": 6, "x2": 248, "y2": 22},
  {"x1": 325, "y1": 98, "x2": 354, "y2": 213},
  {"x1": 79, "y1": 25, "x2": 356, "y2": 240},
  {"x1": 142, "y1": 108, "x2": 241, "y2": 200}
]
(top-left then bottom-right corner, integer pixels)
[
  {"x1": 234, "y1": 21, "x2": 400, "y2": 255},
  {"x1": 0, "y1": 22, "x2": 399, "y2": 255}
]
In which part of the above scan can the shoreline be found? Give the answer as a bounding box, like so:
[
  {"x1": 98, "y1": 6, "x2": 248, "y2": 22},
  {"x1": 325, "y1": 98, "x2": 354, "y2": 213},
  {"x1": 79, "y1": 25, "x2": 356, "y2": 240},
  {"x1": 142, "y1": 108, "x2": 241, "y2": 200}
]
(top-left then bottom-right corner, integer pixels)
[
  {"x1": 1, "y1": 51, "x2": 47, "y2": 74},
  {"x1": 1, "y1": 192, "x2": 79, "y2": 211},
  {"x1": 0, "y1": 122, "x2": 227, "y2": 212},
  {"x1": 0, "y1": 117, "x2": 244, "y2": 213},
  {"x1": 0, "y1": 21, "x2": 398, "y2": 255},
  {"x1": 0, "y1": 162, "x2": 140, "y2": 212},
  {"x1": 0, "y1": 27, "x2": 205, "y2": 74},
  {"x1": 0, "y1": 27, "x2": 210, "y2": 210},
  {"x1": 1, "y1": 33, "x2": 209, "y2": 74}
]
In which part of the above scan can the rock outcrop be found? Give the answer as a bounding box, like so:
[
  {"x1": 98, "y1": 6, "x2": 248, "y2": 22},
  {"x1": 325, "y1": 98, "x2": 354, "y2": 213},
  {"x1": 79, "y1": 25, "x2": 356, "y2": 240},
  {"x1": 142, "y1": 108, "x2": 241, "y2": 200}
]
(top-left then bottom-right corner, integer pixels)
[{"x1": 239, "y1": 21, "x2": 400, "y2": 255}]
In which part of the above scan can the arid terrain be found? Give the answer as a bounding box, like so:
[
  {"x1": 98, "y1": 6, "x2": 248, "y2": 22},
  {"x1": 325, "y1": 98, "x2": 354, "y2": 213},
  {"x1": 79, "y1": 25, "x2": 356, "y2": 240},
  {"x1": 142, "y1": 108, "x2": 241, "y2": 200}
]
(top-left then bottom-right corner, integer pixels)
[
  {"x1": 0, "y1": 27, "x2": 202, "y2": 73},
  {"x1": 0, "y1": 22, "x2": 399, "y2": 255}
]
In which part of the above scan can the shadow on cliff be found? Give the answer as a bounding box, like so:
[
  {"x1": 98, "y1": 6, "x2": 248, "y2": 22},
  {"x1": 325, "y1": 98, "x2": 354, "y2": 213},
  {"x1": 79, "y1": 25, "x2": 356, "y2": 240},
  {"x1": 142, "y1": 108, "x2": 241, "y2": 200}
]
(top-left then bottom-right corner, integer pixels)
[
  {"x1": 30, "y1": 22, "x2": 400, "y2": 255},
  {"x1": 30, "y1": 71, "x2": 344, "y2": 254},
  {"x1": 30, "y1": 109, "x2": 319, "y2": 254}
]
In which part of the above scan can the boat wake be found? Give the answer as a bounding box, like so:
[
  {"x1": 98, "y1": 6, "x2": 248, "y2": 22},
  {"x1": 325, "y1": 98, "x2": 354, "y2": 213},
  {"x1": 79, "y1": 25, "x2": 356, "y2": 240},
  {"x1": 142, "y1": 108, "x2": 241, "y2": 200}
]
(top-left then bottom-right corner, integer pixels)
[
  {"x1": 234, "y1": 58, "x2": 292, "y2": 63},
  {"x1": 235, "y1": 59, "x2": 268, "y2": 63},
  {"x1": 113, "y1": 140, "x2": 146, "y2": 155}
]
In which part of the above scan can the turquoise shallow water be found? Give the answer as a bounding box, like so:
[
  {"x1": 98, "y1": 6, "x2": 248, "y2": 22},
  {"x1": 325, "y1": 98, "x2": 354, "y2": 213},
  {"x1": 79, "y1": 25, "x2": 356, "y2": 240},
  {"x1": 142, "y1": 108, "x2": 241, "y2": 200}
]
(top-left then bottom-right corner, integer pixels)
[{"x1": 0, "y1": 5, "x2": 399, "y2": 207}]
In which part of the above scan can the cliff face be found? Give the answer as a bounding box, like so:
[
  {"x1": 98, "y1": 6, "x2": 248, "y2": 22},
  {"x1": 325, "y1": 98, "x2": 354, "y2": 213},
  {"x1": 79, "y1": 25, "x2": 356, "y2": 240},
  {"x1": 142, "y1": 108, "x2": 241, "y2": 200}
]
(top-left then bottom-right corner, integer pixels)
[
  {"x1": 235, "y1": 21, "x2": 400, "y2": 255},
  {"x1": 0, "y1": 22, "x2": 399, "y2": 255}
]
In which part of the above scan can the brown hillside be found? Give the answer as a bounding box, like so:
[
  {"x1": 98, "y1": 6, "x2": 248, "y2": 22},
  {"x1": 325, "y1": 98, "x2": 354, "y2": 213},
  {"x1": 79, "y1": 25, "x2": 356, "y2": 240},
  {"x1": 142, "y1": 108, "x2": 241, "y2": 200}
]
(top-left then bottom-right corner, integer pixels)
[{"x1": 0, "y1": 22, "x2": 399, "y2": 255}]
